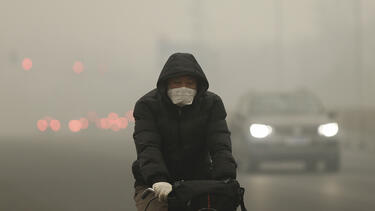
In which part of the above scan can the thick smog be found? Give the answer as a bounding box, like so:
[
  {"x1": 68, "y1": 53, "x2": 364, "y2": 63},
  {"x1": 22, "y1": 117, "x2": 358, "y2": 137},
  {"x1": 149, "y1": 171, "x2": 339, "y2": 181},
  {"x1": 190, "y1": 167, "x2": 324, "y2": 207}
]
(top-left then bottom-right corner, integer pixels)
[{"x1": 1, "y1": 1, "x2": 374, "y2": 211}]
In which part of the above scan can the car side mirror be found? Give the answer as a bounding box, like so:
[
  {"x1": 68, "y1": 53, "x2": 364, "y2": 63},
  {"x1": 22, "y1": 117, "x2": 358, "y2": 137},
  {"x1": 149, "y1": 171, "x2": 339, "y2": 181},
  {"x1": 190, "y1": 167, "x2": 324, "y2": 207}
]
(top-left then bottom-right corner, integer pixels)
[{"x1": 328, "y1": 111, "x2": 337, "y2": 119}]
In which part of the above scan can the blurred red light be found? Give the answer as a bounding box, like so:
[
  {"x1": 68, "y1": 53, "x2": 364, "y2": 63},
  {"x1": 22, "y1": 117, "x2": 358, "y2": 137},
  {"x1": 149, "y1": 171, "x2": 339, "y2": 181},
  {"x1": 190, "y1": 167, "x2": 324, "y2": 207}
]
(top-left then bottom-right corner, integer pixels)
[
  {"x1": 22, "y1": 58, "x2": 32, "y2": 71},
  {"x1": 69, "y1": 120, "x2": 81, "y2": 132},
  {"x1": 50, "y1": 119, "x2": 61, "y2": 132},
  {"x1": 108, "y1": 118, "x2": 115, "y2": 126},
  {"x1": 73, "y1": 61, "x2": 84, "y2": 74},
  {"x1": 111, "y1": 118, "x2": 121, "y2": 132},
  {"x1": 37, "y1": 119, "x2": 48, "y2": 132},
  {"x1": 108, "y1": 112, "x2": 119, "y2": 120},
  {"x1": 119, "y1": 117, "x2": 128, "y2": 129}
]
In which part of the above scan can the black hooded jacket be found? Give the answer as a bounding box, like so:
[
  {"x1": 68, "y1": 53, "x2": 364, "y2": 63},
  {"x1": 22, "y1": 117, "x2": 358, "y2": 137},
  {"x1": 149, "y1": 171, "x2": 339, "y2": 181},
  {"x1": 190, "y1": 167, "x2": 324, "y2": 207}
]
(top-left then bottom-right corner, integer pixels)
[{"x1": 131, "y1": 53, "x2": 237, "y2": 187}]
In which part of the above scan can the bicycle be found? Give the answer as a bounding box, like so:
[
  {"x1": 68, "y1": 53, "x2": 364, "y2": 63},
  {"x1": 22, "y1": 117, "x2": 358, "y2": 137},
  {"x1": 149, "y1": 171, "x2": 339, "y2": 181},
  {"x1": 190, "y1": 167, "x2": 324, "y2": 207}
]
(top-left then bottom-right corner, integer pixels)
[{"x1": 141, "y1": 179, "x2": 247, "y2": 211}]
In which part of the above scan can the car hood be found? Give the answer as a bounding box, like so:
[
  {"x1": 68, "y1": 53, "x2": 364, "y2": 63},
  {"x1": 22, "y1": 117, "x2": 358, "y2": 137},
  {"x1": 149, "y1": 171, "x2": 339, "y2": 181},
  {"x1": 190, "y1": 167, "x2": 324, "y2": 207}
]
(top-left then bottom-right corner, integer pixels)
[{"x1": 248, "y1": 114, "x2": 334, "y2": 127}]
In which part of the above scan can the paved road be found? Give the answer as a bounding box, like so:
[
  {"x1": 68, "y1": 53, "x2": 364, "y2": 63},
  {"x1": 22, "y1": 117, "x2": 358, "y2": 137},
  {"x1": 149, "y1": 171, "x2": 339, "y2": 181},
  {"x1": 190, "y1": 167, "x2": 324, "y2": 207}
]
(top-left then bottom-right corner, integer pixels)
[
  {"x1": 238, "y1": 150, "x2": 375, "y2": 211},
  {"x1": 0, "y1": 133, "x2": 374, "y2": 210}
]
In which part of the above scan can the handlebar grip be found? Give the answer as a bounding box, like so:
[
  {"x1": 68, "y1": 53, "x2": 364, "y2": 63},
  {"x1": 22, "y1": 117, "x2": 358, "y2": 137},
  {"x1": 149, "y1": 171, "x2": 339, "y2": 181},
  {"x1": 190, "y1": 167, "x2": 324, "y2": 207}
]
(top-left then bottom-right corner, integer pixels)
[{"x1": 141, "y1": 188, "x2": 155, "y2": 199}]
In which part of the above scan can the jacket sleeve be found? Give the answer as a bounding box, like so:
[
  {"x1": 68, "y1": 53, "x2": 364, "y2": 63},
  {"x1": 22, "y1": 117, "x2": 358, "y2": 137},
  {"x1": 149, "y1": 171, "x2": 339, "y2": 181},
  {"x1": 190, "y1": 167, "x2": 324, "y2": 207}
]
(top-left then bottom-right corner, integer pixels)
[
  {"x1": 133, "y1": 100, "x2": 170, "y2": 186},
  {"x1": 206, "y1": 95, "x2": 237, "y2": 179}
]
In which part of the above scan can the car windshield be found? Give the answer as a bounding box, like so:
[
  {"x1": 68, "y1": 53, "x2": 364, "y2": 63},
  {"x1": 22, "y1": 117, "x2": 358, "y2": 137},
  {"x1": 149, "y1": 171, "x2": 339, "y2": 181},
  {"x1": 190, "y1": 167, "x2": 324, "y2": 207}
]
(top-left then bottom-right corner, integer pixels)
[{"x1": 250, "y1": 93, "x2": 323, "y2": 115}]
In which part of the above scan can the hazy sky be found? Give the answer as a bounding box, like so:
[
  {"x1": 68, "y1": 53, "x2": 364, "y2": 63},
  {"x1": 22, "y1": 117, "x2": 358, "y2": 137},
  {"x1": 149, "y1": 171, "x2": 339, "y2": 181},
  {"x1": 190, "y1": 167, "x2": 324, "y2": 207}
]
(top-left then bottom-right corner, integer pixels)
[{"x1": 1, "y1": 0, "x2": 374, "y2": 135}]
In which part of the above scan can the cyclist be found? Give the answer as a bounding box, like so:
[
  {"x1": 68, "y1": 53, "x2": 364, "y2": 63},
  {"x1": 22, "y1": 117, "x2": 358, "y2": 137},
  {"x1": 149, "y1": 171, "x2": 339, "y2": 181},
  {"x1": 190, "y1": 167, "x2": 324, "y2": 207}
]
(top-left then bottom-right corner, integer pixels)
[{"x1": 131, "y1": 52, "x2": 237, "y2": 211}]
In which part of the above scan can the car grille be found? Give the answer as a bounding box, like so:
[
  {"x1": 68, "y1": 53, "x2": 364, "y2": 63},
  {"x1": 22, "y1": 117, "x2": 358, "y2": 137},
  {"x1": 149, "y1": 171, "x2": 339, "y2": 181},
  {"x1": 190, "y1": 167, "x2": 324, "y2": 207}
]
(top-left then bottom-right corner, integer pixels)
[{"x1": 274, "y1": 125, "x2": 318, "y2": 136}]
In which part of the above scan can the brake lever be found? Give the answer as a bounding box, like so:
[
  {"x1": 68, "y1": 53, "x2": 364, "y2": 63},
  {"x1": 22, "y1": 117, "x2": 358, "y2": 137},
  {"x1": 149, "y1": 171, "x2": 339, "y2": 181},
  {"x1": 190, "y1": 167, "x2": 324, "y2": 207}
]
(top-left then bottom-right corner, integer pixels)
[{"x1": 141, "y1": 188, "x2": 155, "y2": 199}]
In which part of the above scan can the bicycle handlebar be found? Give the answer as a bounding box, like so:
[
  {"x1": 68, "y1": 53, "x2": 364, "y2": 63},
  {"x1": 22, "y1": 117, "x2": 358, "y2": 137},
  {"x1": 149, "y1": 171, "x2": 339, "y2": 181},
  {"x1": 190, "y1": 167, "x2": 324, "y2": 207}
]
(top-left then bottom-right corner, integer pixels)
[{"x1": 141, "y1": 187, "x2": 155, "y2": 199}]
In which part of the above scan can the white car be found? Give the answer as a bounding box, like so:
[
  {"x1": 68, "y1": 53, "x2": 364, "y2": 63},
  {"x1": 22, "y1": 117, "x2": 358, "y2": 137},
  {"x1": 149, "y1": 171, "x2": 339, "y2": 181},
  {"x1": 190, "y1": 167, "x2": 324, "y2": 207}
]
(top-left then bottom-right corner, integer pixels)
[{"x1": 229, "y1": 90, "x2": 340, "y2": 172}]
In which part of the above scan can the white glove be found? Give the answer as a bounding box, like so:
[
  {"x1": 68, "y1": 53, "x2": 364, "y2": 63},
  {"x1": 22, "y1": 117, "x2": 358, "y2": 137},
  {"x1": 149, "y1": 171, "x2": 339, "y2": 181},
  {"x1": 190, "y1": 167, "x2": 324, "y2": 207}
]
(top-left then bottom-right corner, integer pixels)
[{"x1": 152, "y1": 182, "x2": 172, "y2": 202}]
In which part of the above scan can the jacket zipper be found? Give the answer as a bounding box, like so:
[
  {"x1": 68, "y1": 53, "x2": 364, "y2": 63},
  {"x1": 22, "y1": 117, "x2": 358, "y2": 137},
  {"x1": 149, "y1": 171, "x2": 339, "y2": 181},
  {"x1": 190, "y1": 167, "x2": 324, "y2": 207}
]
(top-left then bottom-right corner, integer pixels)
[
  {"x1": 177, "y1": 107, "x2": 182, "y2": 147},
  {"x1": 177, "y1": 107, "x2": 183, "y2": 179}
]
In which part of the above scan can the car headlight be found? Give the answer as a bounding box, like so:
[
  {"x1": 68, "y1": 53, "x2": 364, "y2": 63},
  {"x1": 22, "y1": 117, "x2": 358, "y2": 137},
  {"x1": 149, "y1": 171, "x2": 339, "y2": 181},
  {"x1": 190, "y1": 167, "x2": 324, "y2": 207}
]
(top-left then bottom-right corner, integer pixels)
[
  {"x1": 250, "y1": 124, "x2": 273, "y2": 138},
  {"x1": 318, "y1": 122, "x2": 339, "y2": 137}
]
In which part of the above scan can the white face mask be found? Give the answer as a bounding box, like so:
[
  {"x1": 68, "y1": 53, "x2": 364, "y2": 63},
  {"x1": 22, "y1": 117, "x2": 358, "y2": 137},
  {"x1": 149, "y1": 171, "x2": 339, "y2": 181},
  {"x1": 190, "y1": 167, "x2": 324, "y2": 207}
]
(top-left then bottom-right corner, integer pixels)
[{"x1": 167, "y1": 87, "x2": 197, "y2": 107}]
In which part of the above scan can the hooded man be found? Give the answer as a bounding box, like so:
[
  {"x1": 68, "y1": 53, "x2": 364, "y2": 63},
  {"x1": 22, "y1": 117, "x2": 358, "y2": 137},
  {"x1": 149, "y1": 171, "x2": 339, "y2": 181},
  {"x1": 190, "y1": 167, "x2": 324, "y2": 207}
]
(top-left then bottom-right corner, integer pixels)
[{"x1": 131, "y1": 52, "x2": 237, "y2": 211}]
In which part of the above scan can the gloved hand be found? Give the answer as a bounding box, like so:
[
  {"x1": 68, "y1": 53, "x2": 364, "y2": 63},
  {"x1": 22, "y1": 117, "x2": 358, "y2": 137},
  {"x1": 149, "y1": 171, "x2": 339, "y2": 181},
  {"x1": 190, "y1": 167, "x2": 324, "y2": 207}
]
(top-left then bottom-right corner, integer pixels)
[{"x1": 152, "y1": 182, "x2": 172, "y2": 202}]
